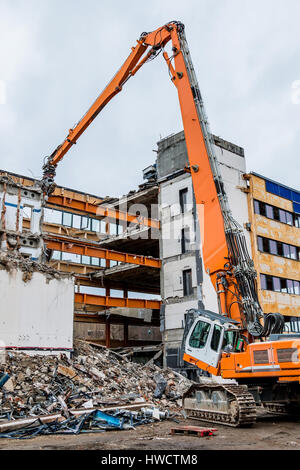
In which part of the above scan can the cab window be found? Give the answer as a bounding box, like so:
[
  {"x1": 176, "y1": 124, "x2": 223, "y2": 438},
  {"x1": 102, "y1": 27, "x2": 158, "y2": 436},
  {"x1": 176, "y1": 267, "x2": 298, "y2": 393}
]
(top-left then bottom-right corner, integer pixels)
[
  {"x1": 211, "y1": 324, "x2": 223, "y2": 352},
  {"x1": 223, "y1": 330, "x2": 238, "y2": 350},
  {"x1": 189, "y1": 321, "x2": 211, "y2": 349}
]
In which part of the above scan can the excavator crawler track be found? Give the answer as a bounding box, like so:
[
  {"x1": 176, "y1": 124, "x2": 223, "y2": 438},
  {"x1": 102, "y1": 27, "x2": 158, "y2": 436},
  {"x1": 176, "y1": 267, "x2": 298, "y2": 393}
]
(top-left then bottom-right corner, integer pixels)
[
  {"x1": 183, "y1": 384, "x2": 257, "y2": 427},
  {"x1": 263, "y1": 402, "x2": 300, "y2": 416}
]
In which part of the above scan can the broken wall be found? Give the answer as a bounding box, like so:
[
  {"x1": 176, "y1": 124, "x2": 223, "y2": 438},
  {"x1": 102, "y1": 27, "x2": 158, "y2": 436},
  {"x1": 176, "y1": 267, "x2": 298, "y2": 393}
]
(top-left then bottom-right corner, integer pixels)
[
  {"x1": 0, "y1": 175, "x2": 43, "y2": 260},
  {"x1": 0, "y1": 266, "x2": 74, "y2": 355}
]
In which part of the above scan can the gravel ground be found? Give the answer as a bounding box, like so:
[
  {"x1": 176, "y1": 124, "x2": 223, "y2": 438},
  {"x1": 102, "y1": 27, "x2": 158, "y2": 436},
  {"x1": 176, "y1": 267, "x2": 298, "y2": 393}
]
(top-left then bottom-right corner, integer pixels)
[{"x1": 0, "y1": 410, "x2": 299, "y2": 450}]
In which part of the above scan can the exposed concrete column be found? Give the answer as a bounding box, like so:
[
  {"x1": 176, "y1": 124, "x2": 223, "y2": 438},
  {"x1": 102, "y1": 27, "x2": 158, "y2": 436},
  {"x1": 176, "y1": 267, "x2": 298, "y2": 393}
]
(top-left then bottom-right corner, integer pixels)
[
  {"x1": 105, "y1": 318, "x2": 111, "y2": 348},
  {"x1": 124, "y1": 318, "x2": 129, "y2": 347},
  {"x1": 105, "y1": 221, "x2": 110, "y2": 269}
]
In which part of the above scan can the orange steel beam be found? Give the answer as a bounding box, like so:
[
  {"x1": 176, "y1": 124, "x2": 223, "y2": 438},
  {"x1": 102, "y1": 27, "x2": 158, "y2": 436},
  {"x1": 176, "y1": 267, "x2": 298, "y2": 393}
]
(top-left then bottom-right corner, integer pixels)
[
  {"x1": 46, "y1": 196, "x2": 160, "y2": 229},
  {"x1": 73, "y1": 313, "x2": 160, "y2": 325},
  {"x1": 45, "y1": 236, "x2": 161, "y2": 268},
  {"x1": 74, "y1": 293, "x2": 161, "y2": 310}
]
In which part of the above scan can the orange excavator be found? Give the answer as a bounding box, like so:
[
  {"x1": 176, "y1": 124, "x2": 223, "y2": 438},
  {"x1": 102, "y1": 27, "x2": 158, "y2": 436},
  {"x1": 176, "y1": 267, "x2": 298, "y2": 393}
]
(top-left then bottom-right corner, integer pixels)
[{"x1": 41, "y1": 22, "x2": 300, "y2": 427}]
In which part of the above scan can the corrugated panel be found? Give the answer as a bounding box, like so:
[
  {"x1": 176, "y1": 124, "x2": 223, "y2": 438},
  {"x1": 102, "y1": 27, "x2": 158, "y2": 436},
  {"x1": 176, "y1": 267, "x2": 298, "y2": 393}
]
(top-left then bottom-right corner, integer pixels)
[
  {"x1": 253, "y1": 350, "x2": 269, "y2": 364},
  {"x1": 277, "y1": 348, "x2": 298, "y2": 363},
  {"x1": 292, "y1": 191, "x2": 300, "y2": 204},
  {"x1": 293, "y1": 202, "x2": 300, "y2": 215},
  {"x1": 265, "y1": 180, "x2": 300, "y2": 209}
]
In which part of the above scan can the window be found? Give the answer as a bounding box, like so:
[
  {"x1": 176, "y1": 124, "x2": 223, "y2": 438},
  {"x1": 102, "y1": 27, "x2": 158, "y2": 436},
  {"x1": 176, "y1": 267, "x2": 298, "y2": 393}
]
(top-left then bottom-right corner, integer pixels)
[
  {"x1": 294, "y1": 281, "x2": 300, "y2": 296},
  {"x1": 257, "y1": 236, "x2": 299, "y2": 262},
  {"x1": 266, "y1": 275, "x2": 273, "y2": 291},
  {"x1": 72, "y1": 215, "x2": 81, "y2": 229},
  {"x1": 253, "y1": 200, "x2": 297, "y2": 227},
  {"x1": 211, "y1": 324, "x2": 223, "y2": 352},
  {"x1": 273, "y1": 277, "x2": 281, "y2": 292},
  {"x1": 51, "y1": 251, "x2": 61, "y2": 261},
  {"x1": 81, "y1": 256, "x2": 91, "y2": 265},
  {"x1": 290, "y1": 246, "x2": 297, "y2": 260},
  {"x1": 269, "y1": 240, "x2": 278, "y2": 255},
  {"x1": 254, "y1": 200, "x2": 260, "y2": 215},
  {"x1": 189, "y1": 320, "x2": 211, "y2": 349},
  {"x1": 62, "y1": 212, "x2": 73, "y2": 227},
  {"x1": 183, "y1": 269, "x2": 193, "y2": 296},
  {"x1": 266, "y1": 205, "x2": 274, "y2": 219},
  {"x1": 23, "y1": 205, "x2": 33, "y2": 231},
  {"x1": 273, "y1": 207, "x2": 280, "y2": 221},
  {"x1": 44, "y1": 208, "x2": 62, "y2": 225},
  {"x1": 286, "y1": 212, "x2": 293, "y2": 226},
  {"x1": 262, "y1": 238, "x2": 269, "y2": 252},
  {"x1": 81, "y1": 216, "x2": 90, "y2": 230},
  {"x1": 287, "y1": 280, "x2": 294, "y2": 294},
  {"x1": 223, "y1": 330, "x2": 238, "y2": 350},
  {"x1": 283, "y1": 243, "x2": 291, "y2": 258},
  {"x1": 181, "y1": 227, "x2": 190, "y2": 254},
  {"x1": 110, "y1": 223, "x2": 118, "y2": 236},
  {"x1": 91, "y1": 219, "x2": 100, "y2": 233},
  {"x1": 23, "y1": 205, "x2": 33, "y2": 220},
  {"x1": 257, "y1": 236, "x2": 264, "y2": 252},
  {"x1": 61, "y1": 252, "x2": 81, "y2": 264},
  {"x1": 179, "y1": 188, "x2": 188, "y2": 213},
  {"x1": 277, "y1": 242, "x2": 284, "y2": 257},
  {"x1": 261, "y1": 274, "x2": 300, "y2": 296},
  {"x1": 260, "y1": 274, "x2": 267, "y2": 290},
  {"x1": 279, "y1": 209, "x2": 287, "y2": 224},
  {"x1": 280, "y1": 278, "x2": 288, "y2": 294}
]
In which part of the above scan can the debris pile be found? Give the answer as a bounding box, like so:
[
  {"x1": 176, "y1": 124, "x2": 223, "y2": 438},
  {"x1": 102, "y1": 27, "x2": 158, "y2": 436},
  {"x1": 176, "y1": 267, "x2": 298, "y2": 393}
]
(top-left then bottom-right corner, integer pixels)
[
  {"x1": 0, "y1": 340, "x2": 192, "y2": 422},
  {"x1": 0, "y1": 408, "x2": 169, "y2": 439}
]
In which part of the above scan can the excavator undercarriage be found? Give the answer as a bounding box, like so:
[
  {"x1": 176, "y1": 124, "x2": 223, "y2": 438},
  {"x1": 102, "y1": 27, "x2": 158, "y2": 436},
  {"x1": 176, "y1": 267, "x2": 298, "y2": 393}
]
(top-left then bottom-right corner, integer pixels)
[
  {"x1": 183, "y1": 383, "x2": 257, "y2": 427},
  {"x1": 181, "y1": 309, "x2": 300, "y2": 426},
  {"x1": 183, "y1": 379, "x2": 300, "y2": 427}
]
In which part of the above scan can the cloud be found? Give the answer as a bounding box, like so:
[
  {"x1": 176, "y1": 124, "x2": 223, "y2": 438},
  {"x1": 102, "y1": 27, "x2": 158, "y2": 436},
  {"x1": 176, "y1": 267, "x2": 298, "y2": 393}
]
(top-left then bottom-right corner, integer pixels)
[{"x1": 0, "y1": 0, "x2": 299, "y2": 195}]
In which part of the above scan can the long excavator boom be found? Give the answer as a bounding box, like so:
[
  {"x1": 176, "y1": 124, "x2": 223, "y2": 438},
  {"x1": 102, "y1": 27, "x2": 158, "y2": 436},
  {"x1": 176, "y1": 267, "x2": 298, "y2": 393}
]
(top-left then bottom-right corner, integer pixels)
[{"x1": 41, "y1": 21, "x2": 283, "y2": 339}]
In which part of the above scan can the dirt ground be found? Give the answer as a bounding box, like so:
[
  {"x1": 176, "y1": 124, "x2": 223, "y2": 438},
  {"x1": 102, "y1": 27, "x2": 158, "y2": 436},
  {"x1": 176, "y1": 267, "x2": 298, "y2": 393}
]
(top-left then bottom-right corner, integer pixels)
[{"x1": 0, "y1": 409, "x2": 299, "y2": 450}]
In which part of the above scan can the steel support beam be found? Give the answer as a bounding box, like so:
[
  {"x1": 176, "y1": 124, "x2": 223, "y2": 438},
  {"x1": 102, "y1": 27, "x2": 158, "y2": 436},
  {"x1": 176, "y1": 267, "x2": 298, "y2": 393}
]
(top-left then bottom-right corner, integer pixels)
[
  {"x1": 47, "y1": 196, "x2": 160, "y2": 229},
  {"x1": 74, "y1": 293, "x2": 161, "y2": 310},
  {"x1": 45, "y1": 236, "x2": 161, "y2": 268}
]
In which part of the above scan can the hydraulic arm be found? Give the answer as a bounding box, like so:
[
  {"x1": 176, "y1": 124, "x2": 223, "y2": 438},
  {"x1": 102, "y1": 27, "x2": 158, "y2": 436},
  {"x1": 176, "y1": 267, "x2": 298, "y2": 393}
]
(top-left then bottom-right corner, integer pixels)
[{"x1": 41, "y1": 21, "x2": 284, "y2": 339}]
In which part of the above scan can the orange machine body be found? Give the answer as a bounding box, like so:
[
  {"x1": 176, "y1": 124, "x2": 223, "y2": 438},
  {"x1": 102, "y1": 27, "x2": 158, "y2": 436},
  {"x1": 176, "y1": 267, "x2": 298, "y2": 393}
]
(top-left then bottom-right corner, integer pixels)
[{"x1": 184, "y1": 340, "x2": 300, "y2": 381}]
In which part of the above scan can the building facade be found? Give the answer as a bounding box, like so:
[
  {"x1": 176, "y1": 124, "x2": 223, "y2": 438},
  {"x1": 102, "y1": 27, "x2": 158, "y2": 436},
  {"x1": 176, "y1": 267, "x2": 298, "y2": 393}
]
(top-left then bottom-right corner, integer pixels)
[{"x1": 245, "y1": 173, "x2": 300, "y2": 328}]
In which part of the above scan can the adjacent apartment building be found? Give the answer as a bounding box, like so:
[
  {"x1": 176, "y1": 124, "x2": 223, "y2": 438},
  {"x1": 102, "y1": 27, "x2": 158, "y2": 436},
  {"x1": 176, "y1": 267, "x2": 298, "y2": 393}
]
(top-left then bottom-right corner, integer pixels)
[{"x1": 244, "y1": 172, "x2": 300, "y2": 330}]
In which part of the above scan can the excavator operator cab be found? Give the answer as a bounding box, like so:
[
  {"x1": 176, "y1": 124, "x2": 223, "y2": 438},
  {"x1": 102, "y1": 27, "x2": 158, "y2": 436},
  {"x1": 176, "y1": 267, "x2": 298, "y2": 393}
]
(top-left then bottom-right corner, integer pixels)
[{"x1": 184, "y1": 311, "x2": 241, "y2": 371}]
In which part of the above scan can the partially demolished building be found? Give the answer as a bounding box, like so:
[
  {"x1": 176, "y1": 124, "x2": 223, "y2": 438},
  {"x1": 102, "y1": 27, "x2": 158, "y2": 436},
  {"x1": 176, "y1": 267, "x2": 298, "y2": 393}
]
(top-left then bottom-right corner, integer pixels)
[{"x1": 0, "y1": 170, "x2": 162, "y2": 355}]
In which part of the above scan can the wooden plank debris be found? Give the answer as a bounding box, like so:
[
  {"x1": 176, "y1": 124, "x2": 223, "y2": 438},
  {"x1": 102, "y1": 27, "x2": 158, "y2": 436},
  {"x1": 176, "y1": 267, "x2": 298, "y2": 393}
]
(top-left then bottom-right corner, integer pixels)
[{"x1": 170, "y1": 426, "x2": 217, "y2": 437}]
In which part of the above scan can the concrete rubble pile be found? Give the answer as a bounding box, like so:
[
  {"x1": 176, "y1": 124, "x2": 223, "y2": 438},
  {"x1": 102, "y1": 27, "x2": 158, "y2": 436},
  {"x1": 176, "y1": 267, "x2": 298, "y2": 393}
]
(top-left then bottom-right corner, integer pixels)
[{"x1": 0, "y1": 340, "x2": 192, "y2": 423}]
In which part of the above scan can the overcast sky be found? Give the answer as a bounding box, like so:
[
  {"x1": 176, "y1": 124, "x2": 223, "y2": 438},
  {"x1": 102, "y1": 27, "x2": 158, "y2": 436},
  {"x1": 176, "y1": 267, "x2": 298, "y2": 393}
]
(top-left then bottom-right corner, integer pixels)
[{"x1": 0, "y1": 0, "x2": 299, "y2": 198}]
